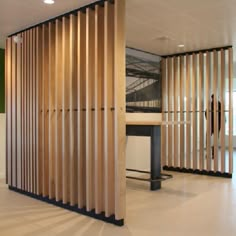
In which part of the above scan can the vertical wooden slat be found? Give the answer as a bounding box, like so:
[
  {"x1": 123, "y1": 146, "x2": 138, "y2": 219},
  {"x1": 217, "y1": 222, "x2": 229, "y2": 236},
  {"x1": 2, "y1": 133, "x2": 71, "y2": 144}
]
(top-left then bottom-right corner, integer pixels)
[
  {"x1": 228, "y1": 48, "x2": 233, "y2": 174},
  {"x1": 42, "y1": 25, "x2": 49, "y2": 197},
  {"x1": 85, "y1": 7, "x2": 95, "y2": 211},
  {"x1": 95, "y1": 5, "x2": 105, "y2": 214},
  {"x1": 114, "y1": 0, "x2": 126, "y2": 220},
  {"x1": 36, "y1": 26, "x2": 42, "y2": 195},
  {"x1": 32, "y1": 29, "x2": 36, "y2": 193},
  {"x1": 48, "y1": 22, "x2": 56, "y2": 199},
  {"x1": 29, "y1": 29, "x2": 33, "y2": 192},
  {"x1": 69, "y1": 14, "x2": 78, "y2": 206},
  {"x1": 213, "y1": 50, "x2": 219, "y2": 171},
  {"x1": 220, "y1": 49, "x2": 225, "y2": 173},
  {"x1": 16, "y1": 33, "x2": 22, "y2": 189},
  {"x1": 186, "y1": 55, "x2": 191, "y2": 168},
  {"x1": 198, "y1": 53, "x2": 204, "y2": 170},
  {"x1": 192, "y1": 54, "x2": 197, "y2": 169},
  {"x1": 77, "y1": 11, "x2": 86, "y2": 208},
  {"x1": 11, "y1": 37, "x2": 17, "y2": 188},
  {"x1": 62, "y1": 17, "x2": 70, "y2": 203},
  {"x1": 161, "y1": 59, "x2": 167, "y2": 166},
  {"x1": 23, "y1": 32, "x2": 27, "y2": 190},
  {"x1": 206, "y1": 52, "x2": 211, "y2": 171},
  {"x1": 179, "y1": 56, "x2": 185, "y2": 168},
  {"x1": 104, "y1": 1, "x2": 115, "y2": 217},
  {"x1": 173, "y1": 57, "x2": 179, "y2": 167},
  {"x1": 6, "y1": 38, "x2": 12, "y2": 186},
  {"x1": 168, "y1": 58, "x2": 173, "y2": 166},
  {"x1": 55, "y1": 19, "x2": 63, "y2": 202}
]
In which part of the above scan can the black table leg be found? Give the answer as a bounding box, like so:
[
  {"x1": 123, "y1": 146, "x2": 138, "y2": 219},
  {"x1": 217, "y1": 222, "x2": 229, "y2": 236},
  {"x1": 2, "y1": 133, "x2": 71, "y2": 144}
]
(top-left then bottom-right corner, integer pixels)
[{"x1": 150, "y1": 126, "x2": 161, "y2": 190}]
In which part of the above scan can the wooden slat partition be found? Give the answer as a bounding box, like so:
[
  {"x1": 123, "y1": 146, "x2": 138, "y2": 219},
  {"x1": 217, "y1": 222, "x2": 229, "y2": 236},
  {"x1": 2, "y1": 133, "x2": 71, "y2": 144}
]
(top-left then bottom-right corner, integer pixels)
[
  {"x1": 162, "y1": 47, "x2": 233, "y2": 176},
  {"x1": 6, "y1": 0, "x2": 126, "y2": 226}
]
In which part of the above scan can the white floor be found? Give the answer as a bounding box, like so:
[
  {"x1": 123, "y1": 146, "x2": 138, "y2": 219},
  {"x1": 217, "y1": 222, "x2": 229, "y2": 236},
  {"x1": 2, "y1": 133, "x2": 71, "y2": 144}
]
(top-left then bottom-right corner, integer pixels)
[{"x1": 0, "y1": 171, "x2": 236, "y2": 236}]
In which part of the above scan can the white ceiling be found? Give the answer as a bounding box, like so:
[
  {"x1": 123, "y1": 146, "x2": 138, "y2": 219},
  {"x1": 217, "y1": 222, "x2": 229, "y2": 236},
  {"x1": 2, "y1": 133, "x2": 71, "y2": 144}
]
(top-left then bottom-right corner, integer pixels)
[{"x1": 1, "y1": 0, "x2": 236, "y2": 56}]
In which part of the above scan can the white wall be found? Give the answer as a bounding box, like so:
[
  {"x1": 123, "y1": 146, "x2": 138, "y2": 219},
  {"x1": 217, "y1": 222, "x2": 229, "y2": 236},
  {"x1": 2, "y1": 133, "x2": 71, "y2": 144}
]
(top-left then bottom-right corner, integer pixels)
[
  {"x1": 126, "y1": 113, "x2": 162, "y2": 172},
  {"x1": 0, "y1": 114, "x2": 5, "y2": 179}
]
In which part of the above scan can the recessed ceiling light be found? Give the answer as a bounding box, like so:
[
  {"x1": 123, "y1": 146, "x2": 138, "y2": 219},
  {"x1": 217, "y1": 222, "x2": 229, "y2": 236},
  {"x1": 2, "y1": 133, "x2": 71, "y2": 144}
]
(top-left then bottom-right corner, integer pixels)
[
  {"x1": 178, "y1": 44, "x2": 185, "y2": 48},
  {"x1": 44, "y1": 0, "x2": 55, "y2": 4}
]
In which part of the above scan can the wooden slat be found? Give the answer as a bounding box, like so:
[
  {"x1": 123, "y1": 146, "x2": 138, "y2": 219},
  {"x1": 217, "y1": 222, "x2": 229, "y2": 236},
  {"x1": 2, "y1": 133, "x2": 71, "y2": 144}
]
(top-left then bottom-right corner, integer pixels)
[
  {"x1": 167, "y1": 58, "x2": 173, "y2": 166},
  {"x1": 161, "y1": 59, "x2": 167, "y2": 166},
  {"x1": 62, "y1": 17, "x2": 70, "y2": 203},
  {"x1": 55, "y1": 19, "x2": 63, "y2": 202},
  {"x1": 213, "y1": 50, "x2": 218, "y2": 171},
  {"x1": 206, "y1": 52, "x2": 211, "y2": 171},
  {"x1": 42, "y1": 25, "x2": 49, "y2": 197},
  {"x1": 36, "y1": 26, "x2": 42, "y2": 195},
  {"x1": 179, "y1": 56, "x2": 184, "y2": 168},
  {"x1": 11, "y1": 37, "x2": 17, "y2": 188},
  {"x1": 95, "y1": 4, "x2": 105, "y2": 214},
  {"x1": 32, "y1": 29, "x2": 36, "y2": 193},
  {"x1": 220, "y1": 49, "x2": 226, "y2": 173},
  {"x1": 228, "y1": 48, "x2": 233, "y2": 173},
  {"x1": 69, "y1": 14, "x2": 78, "y2": 206},
  {"x1": 104, "y1": 1, "x2": 115, "y2": 217},
  {"x1": 173, "y1": 57, "x2": 179, "y2": 167},
  {"x1": 198, "y1": 53, "x2": 204, "y2": 170},
  {"x1": 48, "y1": 22, "x2": 56, "y2": 199},
  {"x1": 29, "y1": 29, "x2": 33, "y2": 193},
  {"x1": 20, "y1": 33, "x2": 24, "y2": 189},
  {"x1": 6, "y1": 38, "x2": 12, "y2": 186},
  {"x1": 86, "y1": 7, "x2": 95, "y2": 211},
  {"x1": 16, "y1": 33, "x2": 22, "y2": 189},
  {"x1": 186, "y1": 55, "x2": 191, "y2": 168},
  {"x1": 192, "y1": 54, "x2": 197, "y2": 169},
  {"x1": 77, "y1": 11, "x2": 86, "y2": 208},
  {"x1": 23, "y1": 32, "x2": 27, "y2": 190},
  {"x1": 114, "y1": 0, "x2": 126, "y2": 220}
]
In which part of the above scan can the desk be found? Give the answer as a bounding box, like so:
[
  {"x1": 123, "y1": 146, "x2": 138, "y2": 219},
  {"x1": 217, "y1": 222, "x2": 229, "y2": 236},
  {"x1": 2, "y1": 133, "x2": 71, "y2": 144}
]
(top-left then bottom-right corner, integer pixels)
[{"x1": 126, "y1": 121, "x2": 163, "y2": 190}]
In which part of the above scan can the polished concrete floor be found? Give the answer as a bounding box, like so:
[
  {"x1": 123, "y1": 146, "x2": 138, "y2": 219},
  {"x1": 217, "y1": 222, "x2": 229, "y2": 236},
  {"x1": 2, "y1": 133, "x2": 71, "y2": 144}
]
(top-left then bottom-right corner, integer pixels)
[{"x1": 0, "y1": 170, "x2": 236, "y2": 236}]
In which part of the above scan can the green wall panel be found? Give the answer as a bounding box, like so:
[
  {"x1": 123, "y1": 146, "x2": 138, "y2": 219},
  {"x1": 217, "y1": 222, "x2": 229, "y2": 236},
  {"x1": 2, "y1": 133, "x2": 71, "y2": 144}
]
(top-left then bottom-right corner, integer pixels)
[{"x1": 0, "y1": 48, "x2": 5, "y2": 113}]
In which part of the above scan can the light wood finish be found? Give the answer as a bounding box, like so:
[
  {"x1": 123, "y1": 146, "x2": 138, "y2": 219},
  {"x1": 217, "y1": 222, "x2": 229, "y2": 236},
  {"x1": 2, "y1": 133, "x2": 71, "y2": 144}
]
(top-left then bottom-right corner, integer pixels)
[
  {"x1": 220, "y1": 49, "x2": 225, "y2": 173},
  {"x1": 95, "y1": 4, "x2": 104, "y2": 214},
  {"x1": 198, "y1": 53, "x2": 204, "y2": 170},
  {"x1": 167, "y1": 58, "x2": 173, "y2": 166},
  {"x1": 173, "y1": 57, "x2": 179, "y2": 167},
  {"x1": 161, "y1": 59, "x2": 167, "y2": 166},
  {"x1": 48, "y1": 23, "x2": 56, "y2": 199},
  {"x1": 192, "y1": 54, "x2": 197, "y2": 169},
  {"x1": 213, "y1": 50, "x2": 218, "y2": 171},
  {"x1": 114, "y1": 0, "x2": 126, "y2": 220},
  {"x1": 186, "y1": 55, "x2": 191, "y2": 168},
  {"x1": 126, "y1": 121, "x2": 162, "y2": 126},
  {"x1": 5, "y1": 0, "x2": 126, "y2": 223},
  {"x1": 205, "y1": 52, "x2": 211, "y2": 171},
  {"x1": 69, "y1": 14, "x2": 78, "y2": 206},
  {"x1": 36, "y1": 26, "x2": 42, "y2": 195},
  {"x1": 179, "y1": 56, "x2": 184, "y2": 168},
  {"x1": 55, "y1": 19, "x2": 63, "y2": 201},
  {"x1": 228, "y1": 48, "x2": 233, "y2": 174},
  {"x1": 104, "y1": 1, "x2": 115, "y2": 217},
  {"x1": 77, "y1": 11, "x2": 86, "y2": 209},
  {"x1": 86, "y1": 7, "x2": 95, "y2": 211},
  {"x1": 62, "y1": 17, "x2": 70, "y2": 204}
]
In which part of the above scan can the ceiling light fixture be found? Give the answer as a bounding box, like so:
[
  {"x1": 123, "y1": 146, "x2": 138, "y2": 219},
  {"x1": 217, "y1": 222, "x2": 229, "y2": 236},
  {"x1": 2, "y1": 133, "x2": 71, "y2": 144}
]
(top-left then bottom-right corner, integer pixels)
[
  {"x1": 178, "y1": 44, "x2": 185, "y2": 48},
  {"x1": 44, "y1": 0, "x2": 55, "y2": 4}
]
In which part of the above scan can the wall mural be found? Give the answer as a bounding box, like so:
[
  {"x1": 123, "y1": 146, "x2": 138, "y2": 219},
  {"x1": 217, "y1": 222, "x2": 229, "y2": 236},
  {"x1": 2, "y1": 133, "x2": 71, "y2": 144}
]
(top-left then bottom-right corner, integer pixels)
[{"x1": 126, "y1": 47, "x2": 162, "y2": 113}]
